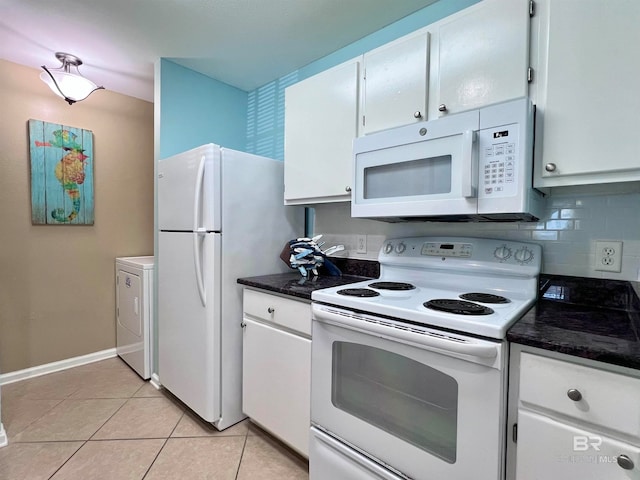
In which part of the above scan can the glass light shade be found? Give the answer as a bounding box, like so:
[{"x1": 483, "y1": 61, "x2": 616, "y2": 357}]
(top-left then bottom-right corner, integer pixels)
[{"x1": 40, "y1": 70, "x2": 101, "y2": 102}]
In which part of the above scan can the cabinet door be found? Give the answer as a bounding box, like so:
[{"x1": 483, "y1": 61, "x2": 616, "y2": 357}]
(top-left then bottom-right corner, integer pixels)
[
  {"x1": 284, "y1": 58, "x2": 360, "y2": 204},
  {"x1": 516, "y1": 409, "x2": 640, "y2": 479},
  {"x1": 435, "y1": 0, "x2": 530, "y2": 116},
  {"x1": 362, "y1": 31, "x2": 429, "y2": 135},
  {"x1": 532, "y1": 0, "x2": 640, "y2": 187},
  {"x1": 242, "y1": 318, "x2": 311, "y2": 457}
]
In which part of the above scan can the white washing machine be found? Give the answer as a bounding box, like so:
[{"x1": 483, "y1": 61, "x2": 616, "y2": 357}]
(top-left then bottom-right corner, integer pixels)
[{"x1": 115, "y1": 256, "x2": 154, "y2": 379}]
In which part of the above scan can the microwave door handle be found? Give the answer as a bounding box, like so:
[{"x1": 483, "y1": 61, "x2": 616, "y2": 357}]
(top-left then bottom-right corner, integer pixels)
[{"x1": 461, "y1": 130, "x2": 477, "y2": 198}]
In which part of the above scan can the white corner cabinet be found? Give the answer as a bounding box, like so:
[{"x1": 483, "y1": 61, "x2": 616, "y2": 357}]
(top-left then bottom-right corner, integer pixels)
[
  {"x1": 507, "y1": 345, "x2": 640, "y2": 479},
  {"x1": 284, "y1": 0, "x2": 531, "y2": 205},
  {"x1": 531, "y1": 0, "x2": 640, "y2": 188},
  {"x1": 284, "y1": 57, "x2": 361, "y2": 205},
  {"x1": 241, "y1": 288, "x2": 312, "y2": 457}
]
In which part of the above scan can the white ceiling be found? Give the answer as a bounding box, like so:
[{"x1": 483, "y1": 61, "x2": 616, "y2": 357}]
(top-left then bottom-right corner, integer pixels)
[{"x1": 0, "y1": 0, "x2": 439, "y2": 102}]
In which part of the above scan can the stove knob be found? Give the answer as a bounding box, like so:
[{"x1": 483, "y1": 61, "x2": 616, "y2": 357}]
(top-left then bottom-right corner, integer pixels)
[
  {"x1": 384, "y1": 243, "x2": 394, "y2": 254},
  {"x1": 395, "y1": 242, "x2": 406, "y2": 254},
  {"x1": 494, "y1": 245, "x2": 512, "y2": 261},
  {"x1": 514, "y1": 247, "x2": 534, "y2": 263}
]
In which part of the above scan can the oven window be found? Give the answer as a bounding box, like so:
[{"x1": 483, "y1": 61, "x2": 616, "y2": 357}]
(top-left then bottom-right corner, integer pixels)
[
  {"x1": 332, "y1": 342, "x2": 458, "y2": 463},
  {"x1": 363, "y1": 156, "x2": 452, "y2": 199}
]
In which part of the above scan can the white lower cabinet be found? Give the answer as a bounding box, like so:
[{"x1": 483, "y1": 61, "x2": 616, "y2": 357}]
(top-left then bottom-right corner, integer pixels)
[
  {"x1": 510, "y1": 348, "x2": 640, "y2": 479},
  {"x1": 241, "y1": 289, "x2": 311, "y2": 457},
  {"x1": 516, "y1": 410, "x2": 640, "y2": 479}
]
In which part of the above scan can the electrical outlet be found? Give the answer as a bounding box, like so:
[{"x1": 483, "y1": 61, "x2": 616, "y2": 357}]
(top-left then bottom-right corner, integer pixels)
[
  {"x1": 594, "y1": 240, "x2": 623, "y2": 273},
  {"x1": 356, "y1": 235, "x2": 367, "y2": 254}
]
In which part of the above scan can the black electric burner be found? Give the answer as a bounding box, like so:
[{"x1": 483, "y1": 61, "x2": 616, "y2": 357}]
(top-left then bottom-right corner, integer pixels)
[
  {"x1": 459, "y1": 293, "x2": 510, "y2": 304},
  {"x1": 337, "y1": 288, "x2": 380, "y2": 298},
  {"x1": 424, "y1": 299, "x2": 494, "y2": 316},
  {"x1": 368, "y1": 282, "x2": 416, "y2": 291}
]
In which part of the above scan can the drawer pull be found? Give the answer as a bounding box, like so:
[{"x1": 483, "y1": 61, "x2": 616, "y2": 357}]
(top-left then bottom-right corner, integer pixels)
[
  {"x1": 567, "y1": 389, "x2": 582, "y2": 401},
  {"x1": 267, "y1": 307, "x2": 275, "y2": 314},
  {"x1": 617, "y1": 455, "x2": 634, "y2": 470}
]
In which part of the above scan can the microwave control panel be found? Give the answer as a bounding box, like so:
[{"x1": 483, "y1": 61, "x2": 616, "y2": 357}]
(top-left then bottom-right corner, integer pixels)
[{"x1": 478, "y1": 122, "x2": 520, "y2": 199}]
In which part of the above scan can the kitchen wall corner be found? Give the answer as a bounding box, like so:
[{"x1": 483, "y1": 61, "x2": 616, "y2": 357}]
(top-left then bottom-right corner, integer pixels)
[{"x1": 0, "y1": 58, "x2": 154, "y2": 373}]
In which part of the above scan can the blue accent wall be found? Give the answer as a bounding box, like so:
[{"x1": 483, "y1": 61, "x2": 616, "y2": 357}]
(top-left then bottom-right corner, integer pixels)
[
  {"x1": 246, "y1": 0, "x2": 480, "y2": 161},
  {"x1": 158, "y1": 0, "x2": 480, "y2": 160},
  {"x1": 159, "y1": 59, "x2": 248, "y2": 158}
]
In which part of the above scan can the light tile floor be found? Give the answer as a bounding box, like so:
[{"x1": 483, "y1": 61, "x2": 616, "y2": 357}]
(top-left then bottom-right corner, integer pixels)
[{"x1": 0, "y1": 357, "x2": 309, "y2": 480}]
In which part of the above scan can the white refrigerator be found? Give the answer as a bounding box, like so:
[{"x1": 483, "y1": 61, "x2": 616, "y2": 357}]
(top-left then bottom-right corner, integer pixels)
[{"x1": 157, "y1": 144, "x2": 302, "y2": 430}]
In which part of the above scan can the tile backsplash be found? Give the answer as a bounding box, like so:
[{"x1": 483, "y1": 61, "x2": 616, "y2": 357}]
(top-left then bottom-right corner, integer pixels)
[{"x1": 314, "y1": 187, "x2": 640, "y2": 281}]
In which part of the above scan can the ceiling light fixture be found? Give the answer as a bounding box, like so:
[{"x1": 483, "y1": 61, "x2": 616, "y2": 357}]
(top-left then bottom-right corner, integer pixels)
[{"x1": 40, "y1": 52, "x2": 105, "y2": 105}]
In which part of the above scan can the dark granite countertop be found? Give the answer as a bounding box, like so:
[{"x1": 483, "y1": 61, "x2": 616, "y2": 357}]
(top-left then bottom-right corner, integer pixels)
[
  {"x1": 507, "y1": 274, "x2": 640, "y2": 369},
  {"x1": 237, "y1": 258, "x2": 379, "y2": 300},
  {"x1": 237, "y1": 273, "x2": 372, "y2": 300}
]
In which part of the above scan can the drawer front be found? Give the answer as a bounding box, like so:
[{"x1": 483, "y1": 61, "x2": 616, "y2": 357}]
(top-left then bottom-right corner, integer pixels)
[
  {"x1": 516, "y1": 409, "x2": 640, "y2": 479},
  {"x1": 243, "y1": 288, "x2": 311, "y2": 336},
  {"x1": 519, "y1": 352, "x2": 640, "y2": 438}
]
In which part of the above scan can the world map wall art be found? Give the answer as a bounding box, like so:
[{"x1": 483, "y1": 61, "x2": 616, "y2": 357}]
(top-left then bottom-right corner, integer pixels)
[{"x1": 28, "y1": 119, "x2": 95, "y2": 225}]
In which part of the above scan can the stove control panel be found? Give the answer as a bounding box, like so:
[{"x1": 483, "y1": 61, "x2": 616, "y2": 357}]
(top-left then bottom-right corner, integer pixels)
[
  {"x1": 379, "y1": 237, "x2": 542, "y2": 274},
  {"x1": 421, "y1": 242, "x2": 473, "y2": 257}
]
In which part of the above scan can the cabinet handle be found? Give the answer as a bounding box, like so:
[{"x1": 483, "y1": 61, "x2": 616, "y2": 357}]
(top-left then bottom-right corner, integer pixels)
[
  {"x1": 345, "y1": 186, "x2": 352, "y2": 193},
  {"x1": 545, "y1": 163, "x2": 557, "y2": 172},
  {"x1": 413, "y1": 111, "x2": 422, "y2": 119},
  {"x1": 267, "y1": 307, "x2": 275, "y2": 314},
  {"x1": 567, "y1": 389, "x2": 582, "y2": 401},
  {"x1": 617, "y1": 455, "x2": 634, "y2": 470},
  {"x1": 438, "y1": 104, "x2": 447, "y2": 113}
]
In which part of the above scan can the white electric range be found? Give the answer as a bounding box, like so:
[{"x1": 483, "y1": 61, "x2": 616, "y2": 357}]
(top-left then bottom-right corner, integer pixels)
[{"x1": 309, "y1": 236, "x2": 541, "y2": 480}]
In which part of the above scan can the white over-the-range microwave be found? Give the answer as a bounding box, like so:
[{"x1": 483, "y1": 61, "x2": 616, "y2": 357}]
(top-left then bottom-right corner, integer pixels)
[{"x1": 351, "y1": 97, "x2": 545, "y2": 222}]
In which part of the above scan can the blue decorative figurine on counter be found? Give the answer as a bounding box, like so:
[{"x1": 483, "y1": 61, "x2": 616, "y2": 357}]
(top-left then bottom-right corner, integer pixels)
[{"x1": 280, "y1": 235, "x2": 344, "y2": 277}]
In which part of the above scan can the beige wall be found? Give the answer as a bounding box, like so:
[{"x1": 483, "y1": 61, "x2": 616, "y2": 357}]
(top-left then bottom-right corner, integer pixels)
[{"x1": 0, "y1": 59, "x2": 154, "y2": 373}]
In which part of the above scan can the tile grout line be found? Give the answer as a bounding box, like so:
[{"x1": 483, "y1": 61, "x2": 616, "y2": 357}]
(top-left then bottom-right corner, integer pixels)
[
  {"x1": 141, "y1": 408, "x2": 187, "y2": 479},
  {"x1": 86, "y1": 396, "x2": 131, "y2": 442},
  {"x1": 46, "y1": 440, "x2": 86, "y2": 480},
  {"x1": 234, "y1": 431, "x2": 250, "y2": 480},
  {"x1": 141, "y1": 437, "x2": 171, "y2": 480},
  {"x1": 2, "y1": 397, "x2": 65, "y2": 442}
]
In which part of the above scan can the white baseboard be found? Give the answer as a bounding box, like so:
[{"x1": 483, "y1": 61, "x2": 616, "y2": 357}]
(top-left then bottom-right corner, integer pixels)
[
  {"x1": 0, "y1": 423, "x2": 7, "y2": 448},
  {"x1": 0, "y1": 348, "x2": 118, "y2": 386}
]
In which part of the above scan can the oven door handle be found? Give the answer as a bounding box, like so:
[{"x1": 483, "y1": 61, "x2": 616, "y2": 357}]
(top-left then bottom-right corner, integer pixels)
[{"x1": 313, "y1": 306, "x2": 497, "y2": 359}]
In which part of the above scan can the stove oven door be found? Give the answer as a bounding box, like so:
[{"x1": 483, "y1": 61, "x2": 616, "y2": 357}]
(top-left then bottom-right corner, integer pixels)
[{"x1": 311, "y1": 303, "x2": 507, "y2": 480}]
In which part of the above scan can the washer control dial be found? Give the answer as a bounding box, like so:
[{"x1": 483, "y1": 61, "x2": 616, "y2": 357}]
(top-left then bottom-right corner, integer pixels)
[
  {"x1": 384, "y1": 243, "x2": 394, "y2": 254},
  {"x1": 395, "y1": 242, "x2": 406, "y2": 254}
]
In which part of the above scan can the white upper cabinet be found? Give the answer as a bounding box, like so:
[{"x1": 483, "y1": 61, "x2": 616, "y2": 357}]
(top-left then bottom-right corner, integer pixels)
[
  {"x1": 531, "y1": 0, "x2": 640, "y2": 187},
  {"x1": 432, "y1": 0, "x2": 531, "y2": 117},
  {"x1": 284, "y1": 57, "x2": 361, "y2": 205},
  {"x1": 361, "y1": 31, "x2": 430, "y2": 135},
  {"x1": 283, "y1": 0, "x2": 534, "y2": 206}
]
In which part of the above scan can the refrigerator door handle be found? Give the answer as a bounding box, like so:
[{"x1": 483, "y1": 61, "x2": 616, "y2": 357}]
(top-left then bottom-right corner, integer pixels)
[
  {"x1": 191, "y1": 154, "x2": 207, "y2": 306},
  {"x1": 193, "y1": 155, "x2": 206, "y2": 231},
  {"x1": 193, "y1": 232, "x2": 207, "y2": 306}
]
